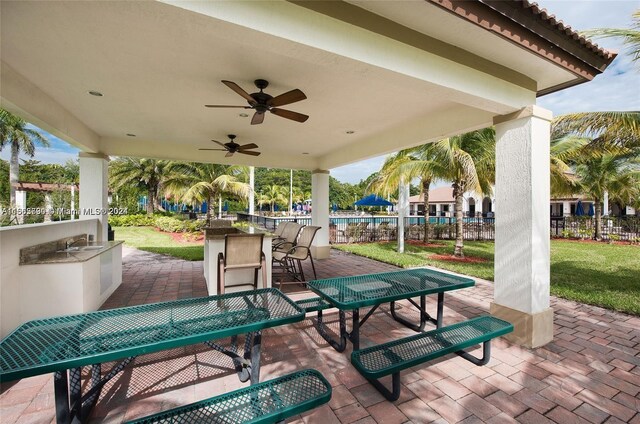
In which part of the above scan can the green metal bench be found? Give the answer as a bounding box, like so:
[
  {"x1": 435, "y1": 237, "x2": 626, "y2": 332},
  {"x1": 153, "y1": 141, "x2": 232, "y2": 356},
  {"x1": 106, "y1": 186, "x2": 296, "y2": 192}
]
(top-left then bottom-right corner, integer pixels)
[
  {"x1": 125, "y1": 369, "x2": 331, "y2": 424},
  {"x1": 295, "y1": 297, "x2": 331, "y2": 313},
  {"x1": 351, "y1": 316, "x2": 513, "y2": 400}
]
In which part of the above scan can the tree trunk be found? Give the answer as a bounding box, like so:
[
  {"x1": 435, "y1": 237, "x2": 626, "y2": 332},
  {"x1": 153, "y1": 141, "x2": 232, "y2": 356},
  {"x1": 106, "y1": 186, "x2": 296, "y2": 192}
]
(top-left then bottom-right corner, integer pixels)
[
  {"x1": 422, "y1": 179, "x2": 431, "y2": 244},
  {"x1": 9, "y1": 142, "x2": 19, "y2": 223},
  {"x1": 594, "y1": 199, "x2": 602, "y2": 241},
  {"x1": 453, "y1": 182, "x2": 465, "y2": 258},
  {"x1": 271, "y1": 202, "x2": 275, "y2": 213},
  {"x1": 146, "y1": 188, "x2": 155, "y2": 214},
  {"x1": 206, "y1": 194, "x2": 213, "y2": 224}
]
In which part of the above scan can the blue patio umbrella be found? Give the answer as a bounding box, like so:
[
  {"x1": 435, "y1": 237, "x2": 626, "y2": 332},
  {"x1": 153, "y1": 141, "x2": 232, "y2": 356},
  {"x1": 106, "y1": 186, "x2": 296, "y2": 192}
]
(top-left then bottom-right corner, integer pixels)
[
  {"x1": 588, "y1": 203, "x2": 595, "y2": 217},
  {"x1": 575, "y1": 200, "x2": 585, "y2": 216},
  {"x1": 332, "y1": 203, "x2": 338, "y2": 212},
  {"x1": 354, "y1": 194, "x2": 394, "y2": 207}
]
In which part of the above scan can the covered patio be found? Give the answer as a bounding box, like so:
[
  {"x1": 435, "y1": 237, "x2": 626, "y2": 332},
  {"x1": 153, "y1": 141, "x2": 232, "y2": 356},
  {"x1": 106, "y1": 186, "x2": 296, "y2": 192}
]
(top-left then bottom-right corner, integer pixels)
[
  {"x1": 0, "y1": 0, "x2": 625, "y2": 423},
  {"x1": 2, "y1": 248, "x2": 638, "y2": 423}
]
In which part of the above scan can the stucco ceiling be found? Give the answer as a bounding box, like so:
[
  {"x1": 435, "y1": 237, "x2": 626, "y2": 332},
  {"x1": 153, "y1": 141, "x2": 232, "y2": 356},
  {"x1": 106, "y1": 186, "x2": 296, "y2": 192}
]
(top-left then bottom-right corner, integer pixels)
[{"x1": 0, "y1": 0, "x2": 584, "y2": 170}]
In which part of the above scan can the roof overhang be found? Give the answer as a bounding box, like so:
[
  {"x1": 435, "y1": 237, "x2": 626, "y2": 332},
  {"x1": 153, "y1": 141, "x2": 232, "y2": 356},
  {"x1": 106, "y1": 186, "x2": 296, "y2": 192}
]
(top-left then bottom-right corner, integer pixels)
[{"x1": 0, "y1": 0, "x2": 615, "y2": 171}]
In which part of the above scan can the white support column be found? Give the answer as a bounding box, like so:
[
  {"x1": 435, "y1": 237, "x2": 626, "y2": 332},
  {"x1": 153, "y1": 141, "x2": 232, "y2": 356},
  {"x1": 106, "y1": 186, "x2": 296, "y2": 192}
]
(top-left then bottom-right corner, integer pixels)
[
  {"x1": 397, "y1": 179, "x2": 409, "y2": 253},
  {"x1": 603, "y1": 191, "x2": 609, "y2": 216},
  {"x1": 562, "y1": 201, "x2": 571, "y2": 216},
  {"x1": 311, "y1": 169, "x2": 330, "y2": 259},
  {"x1": 435, "y1": 203, "x2": 441, "y2": 217},
  {"x1": 44, "y1": 193, "x2": 53, "y2": 223},
  {"x1": 15, "y1": 190, "x2": 26, "y2": 224},
  {"x1": 79, "y1": 153, "x2": 109, "y2": 241},
  {"x1": 249, "y1": 166, "x2": 255, "y2": 215},
  {"x1": 491, "y1": 105, "x2": 553, "y2": 348},
  {"x1": 71, "y1": 185, "x2": 76, "y2": 220}
]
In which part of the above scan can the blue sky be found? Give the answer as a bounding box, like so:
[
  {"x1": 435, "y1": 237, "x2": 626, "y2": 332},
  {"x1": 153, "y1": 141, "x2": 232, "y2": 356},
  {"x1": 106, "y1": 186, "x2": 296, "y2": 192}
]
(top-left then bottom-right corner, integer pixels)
[{"x1": 2, "y1": 1, "x2": 638, "y2": 183}]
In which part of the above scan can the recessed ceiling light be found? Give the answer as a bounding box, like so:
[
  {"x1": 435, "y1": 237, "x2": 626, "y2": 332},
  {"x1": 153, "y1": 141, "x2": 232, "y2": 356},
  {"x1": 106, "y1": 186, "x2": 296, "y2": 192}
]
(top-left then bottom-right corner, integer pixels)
[
  {"x1": 126, "y1": 133, "x2": 136, "y2": 137},
  {"x1": 346, "y1": 130, "x2": 355, "y2": 134},
  {"x1": 302, "y1": 152, "x2": 309, "y2": 155},
  {"x1": 239, "y1": 113, "x2": 249, "y2": 118},
  {"x1": 88, "y1": 91, "x2": 103, "y2": 97}
]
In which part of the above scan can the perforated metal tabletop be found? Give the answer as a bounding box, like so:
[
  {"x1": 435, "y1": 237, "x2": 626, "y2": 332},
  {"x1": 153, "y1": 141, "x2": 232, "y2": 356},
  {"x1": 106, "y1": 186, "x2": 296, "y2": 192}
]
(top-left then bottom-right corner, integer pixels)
[
  {"x1": 307, "y1": 268, "x2": 474, "y2": 310},
  {"x1": 0, "y1": 288, "x2": 304, "y2": 382}
]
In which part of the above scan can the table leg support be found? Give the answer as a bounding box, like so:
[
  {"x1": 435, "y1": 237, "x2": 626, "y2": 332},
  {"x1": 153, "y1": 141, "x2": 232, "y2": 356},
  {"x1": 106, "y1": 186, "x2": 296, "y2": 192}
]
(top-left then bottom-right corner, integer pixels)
[
  {"x1": 390, "y1": 295, "x2": 429, "y2": 332},
  {"x1": 250, "y1": 331, "x2": 262, "y2": 385},
  {"x1": 456, "y1": 341, "x2": 491, "y2": 366},
  {"x1": 366, "y1": 373, "x2": 401, "y2": 401},
  {"x1": 315, "y1": 309, "x2": 348, "y2": 352},
  {"x1": 54, "y1": 371, "x2": 71, "y2": 424},
  {"x1": 349, "y1": 309, "x2": 360, "y2": 351}
]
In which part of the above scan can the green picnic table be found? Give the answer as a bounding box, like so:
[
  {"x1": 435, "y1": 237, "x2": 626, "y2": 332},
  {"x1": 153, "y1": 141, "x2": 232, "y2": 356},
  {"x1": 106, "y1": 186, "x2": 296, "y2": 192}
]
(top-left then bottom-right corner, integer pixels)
[
  {"x1": 306, "y1": 268, "x2": 475, "y2": 351},
  {"x1": 0, "y1": 288, "x2": 304, "y2": 424}
]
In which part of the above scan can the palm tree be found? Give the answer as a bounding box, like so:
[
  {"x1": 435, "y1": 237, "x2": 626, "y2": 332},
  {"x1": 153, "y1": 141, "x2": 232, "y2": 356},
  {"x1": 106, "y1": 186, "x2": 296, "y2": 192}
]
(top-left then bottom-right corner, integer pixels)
[
  {"x1": 573, "y1": 151, "x2": 639, "y2": 240},
  {"x1": 552, "y1": 111, "x2": 640, "y2": 150},
  {"x1": 164, "y1": 163, "x2": 249, "y2": 222},
  {"x1": 258, "y1": 184, "x2": 288, "y2": 213},
  {"x1": 582, "y1": 10, "x2": 640, "y2": 68},
  {"x1": 370, "y1": 144, "x2": 445, "y2": 243},
  {"x1": 549, "y1": 135, "x2": 590, "y2": 196},
  {"x1": 431, "y1": 128, "x2": 495, "y2": 257},
  {"x1": 0, "y1": 109, "x2": 49, "y2": 223},
  {"x1": 110, "y1": 157, "x2": 168, "y2": 214}
]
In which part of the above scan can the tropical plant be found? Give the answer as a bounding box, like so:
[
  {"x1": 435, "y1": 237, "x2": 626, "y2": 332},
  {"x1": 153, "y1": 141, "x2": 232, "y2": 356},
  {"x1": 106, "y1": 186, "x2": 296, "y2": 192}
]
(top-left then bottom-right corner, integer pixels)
[
  {"x1": 549, "y1": 135, "x2": 590, "y2": 196},
  {"x1": 369, "y1": 144, "x2": 446, "y2": 243},
  {"x1": 0, "y1": 109, "x2": 49, "y2": 223},
  {"x1": 573, "y1": 151, "x2": 639, "y2": 240},
  {"x1": 164, "y1": 163, "x2": 249, "y2": 222},
  {"x1": 110, "y1": 157, "x2": 168, "y2": 214},
  {"x1": 552, "y1": 111, "x2": 640, "y2": 150},
  {"x1": 582, "y1": 10, "x2": 640, "y2": 69},
  {"x1": 430, "y1": 128, "x2": 496, "y2": 257},
  {"x1": 257, "y1": 184, "x2": 288, "y2": 213}
]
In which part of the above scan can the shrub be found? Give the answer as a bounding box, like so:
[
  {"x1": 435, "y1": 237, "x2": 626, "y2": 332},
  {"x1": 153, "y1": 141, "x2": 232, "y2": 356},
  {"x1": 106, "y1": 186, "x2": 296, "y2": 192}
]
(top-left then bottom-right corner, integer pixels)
[{"x1": 108, "y1": 214, "x2": 155, "y2": 227}]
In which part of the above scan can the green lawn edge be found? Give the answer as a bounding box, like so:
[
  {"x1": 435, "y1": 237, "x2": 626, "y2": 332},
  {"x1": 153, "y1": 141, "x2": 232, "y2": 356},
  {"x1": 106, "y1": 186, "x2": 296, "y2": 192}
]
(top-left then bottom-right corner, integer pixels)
[{"x1": 334, "y1": 240, "x2": 640, "y2": 316}]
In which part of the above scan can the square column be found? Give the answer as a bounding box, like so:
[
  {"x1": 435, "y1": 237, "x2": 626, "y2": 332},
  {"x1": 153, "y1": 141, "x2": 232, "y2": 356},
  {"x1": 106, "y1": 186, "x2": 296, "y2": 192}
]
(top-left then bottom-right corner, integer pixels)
[
  {"x1": 397, "y1": 179, "x2": 409, "y2": 253},
  {"x1": 491, "y1": 106, "x2": 553, "y2": 348},
  {"x1": 311, "y1": 169, "x2": 330, "y2": 259},
  {"x1": 15, "y1": 190, "x2": 26, "y2": 224},
  {"x1": 79, "y1": 153, "x2": 109, "y2": 240}
]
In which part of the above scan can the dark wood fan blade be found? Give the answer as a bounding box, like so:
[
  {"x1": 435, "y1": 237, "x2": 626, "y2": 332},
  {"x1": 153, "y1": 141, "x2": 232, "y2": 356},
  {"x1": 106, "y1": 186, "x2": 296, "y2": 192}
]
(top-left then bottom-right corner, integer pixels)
[
  {"x1": 267, "y1": 89, "x2": 307, "y2": 107},
  {"x1": 211, "y1": 140, "x2": 227, "y2": 148},
  {"x1": 225, "y1": 151, "x2": 234, "y2": 158},
  {"x1": 205, "y1": 105, "x2": 251, "y2": 108},
  {"x1": 238, "y1": 143, "x2": 258, "y2": 150},
  {"x1": 222, "y1": 80, "x2": 257, "y2": 105},
  {"x1": 198, "y1": 148, "x2": 227, "y2": 151},
  {"x1": 270, "y1": 108, "x2": 309, "y2": 123},
  {"x1": 239, "y1": 150, "x2": 261, "y2": 156},
  {"x1": 251, "y1": 112, "x2": 265, "y2": 125}
]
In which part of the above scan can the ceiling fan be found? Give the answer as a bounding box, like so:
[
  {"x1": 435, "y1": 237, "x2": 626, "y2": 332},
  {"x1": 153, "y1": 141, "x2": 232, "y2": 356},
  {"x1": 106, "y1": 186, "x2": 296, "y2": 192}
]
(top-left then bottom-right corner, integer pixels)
[
  {"x1": 199, "y1": 134, "x2": 260, "y2": 157},
  {"x1": 205, "y1": 79, "x2": 308, "y2": 125}
]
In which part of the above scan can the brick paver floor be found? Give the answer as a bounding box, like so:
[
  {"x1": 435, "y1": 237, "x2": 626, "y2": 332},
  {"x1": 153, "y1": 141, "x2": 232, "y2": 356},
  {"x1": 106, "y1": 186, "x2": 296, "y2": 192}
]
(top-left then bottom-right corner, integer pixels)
[{"x1": 2, "y1": 247, "x2": 639, "y2": 423}]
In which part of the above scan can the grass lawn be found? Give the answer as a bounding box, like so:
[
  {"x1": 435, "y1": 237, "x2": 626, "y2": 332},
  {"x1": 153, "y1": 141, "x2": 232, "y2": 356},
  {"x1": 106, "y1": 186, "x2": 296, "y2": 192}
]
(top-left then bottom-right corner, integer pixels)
[
  {"x1": 334, "y1": 240, "x2": 640, "y2": 316},
  {"x1": 114, "y1": 226, "x2": 204, "y2": 261}
]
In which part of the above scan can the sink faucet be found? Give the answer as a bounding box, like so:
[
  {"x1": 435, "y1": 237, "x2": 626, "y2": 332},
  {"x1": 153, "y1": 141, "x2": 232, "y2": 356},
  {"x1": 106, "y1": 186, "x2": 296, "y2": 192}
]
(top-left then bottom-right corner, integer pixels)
[{"x1": 66, "y1": 236, "x2": 87, "y2": 249}]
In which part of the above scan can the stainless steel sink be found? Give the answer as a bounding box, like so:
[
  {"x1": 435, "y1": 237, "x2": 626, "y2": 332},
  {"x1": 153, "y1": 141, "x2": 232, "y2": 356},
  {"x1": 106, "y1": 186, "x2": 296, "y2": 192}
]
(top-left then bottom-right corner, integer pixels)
[
  {"x1": 57, "y1": 245, "x2": 104, "y2": 253},
  {"x1": 80, "y1": 245, "x2": 104, "y2": 251},
  {"x1": 57, "y1": 247, "x2": 80, "y2": 253}
]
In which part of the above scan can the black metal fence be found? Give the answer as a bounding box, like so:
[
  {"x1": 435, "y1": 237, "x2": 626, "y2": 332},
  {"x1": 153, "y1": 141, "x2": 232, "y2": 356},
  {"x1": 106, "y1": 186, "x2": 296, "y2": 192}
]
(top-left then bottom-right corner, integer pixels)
[
  {"x1": 238, "y1": 213, "x2": 640, "y2": 244},
  {"x1": 236, "y1": 213, "x2": 494, "y2": 243},
  {"x1": 551, "y1": 216, "x2": 640, "y2": 241}
]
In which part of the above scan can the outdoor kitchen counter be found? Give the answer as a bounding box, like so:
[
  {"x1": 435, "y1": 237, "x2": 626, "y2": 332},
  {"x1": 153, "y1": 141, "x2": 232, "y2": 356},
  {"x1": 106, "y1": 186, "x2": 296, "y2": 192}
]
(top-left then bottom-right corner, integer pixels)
[
  {"x1": 204, "y1": 225, "x2": 274, "y2": 295},
  {"x1": 19, "y1": 240, "x2": 124, "y2": 265},
  {"x1": 204, "y1": 225, "x2": 274, "y2": 240}
]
